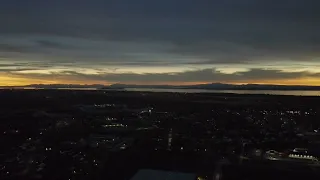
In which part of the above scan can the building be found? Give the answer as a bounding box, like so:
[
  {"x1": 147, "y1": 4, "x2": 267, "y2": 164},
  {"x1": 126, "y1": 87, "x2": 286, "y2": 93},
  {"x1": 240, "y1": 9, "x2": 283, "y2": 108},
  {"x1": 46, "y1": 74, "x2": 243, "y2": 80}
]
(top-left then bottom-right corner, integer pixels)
[
  {"x1": 288, "y1": 154, "x2": 318, "y2": 161},
  {"x1": 130, "y1": 169, "x2": 196, "y2": 180}
]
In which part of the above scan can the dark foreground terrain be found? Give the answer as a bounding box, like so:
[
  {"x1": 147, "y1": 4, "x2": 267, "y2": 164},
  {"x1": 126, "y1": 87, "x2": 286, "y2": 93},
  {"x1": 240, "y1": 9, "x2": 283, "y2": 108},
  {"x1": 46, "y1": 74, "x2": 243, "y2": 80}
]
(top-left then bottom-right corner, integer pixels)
[{"x1": 1, "y1": 89, "x2": 320, "y2": 180}]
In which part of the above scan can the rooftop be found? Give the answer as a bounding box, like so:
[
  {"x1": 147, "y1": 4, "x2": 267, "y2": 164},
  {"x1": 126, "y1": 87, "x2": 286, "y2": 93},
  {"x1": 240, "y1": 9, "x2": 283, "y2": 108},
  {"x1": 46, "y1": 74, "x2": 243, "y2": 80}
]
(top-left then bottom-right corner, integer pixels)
[{"x1": 130, "y1": 169, "x2": 196, "y2": 180}]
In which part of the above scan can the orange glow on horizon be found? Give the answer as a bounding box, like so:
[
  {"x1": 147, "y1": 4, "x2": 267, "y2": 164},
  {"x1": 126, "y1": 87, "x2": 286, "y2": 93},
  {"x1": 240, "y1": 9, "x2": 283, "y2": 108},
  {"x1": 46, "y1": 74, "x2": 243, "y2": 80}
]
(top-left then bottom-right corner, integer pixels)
[
  {"x1": 0, "y1": 74, "x2": 111, "y2": 86},
  {"x1": 0, "y1": 73, "x2": 320, "y2": 86}
]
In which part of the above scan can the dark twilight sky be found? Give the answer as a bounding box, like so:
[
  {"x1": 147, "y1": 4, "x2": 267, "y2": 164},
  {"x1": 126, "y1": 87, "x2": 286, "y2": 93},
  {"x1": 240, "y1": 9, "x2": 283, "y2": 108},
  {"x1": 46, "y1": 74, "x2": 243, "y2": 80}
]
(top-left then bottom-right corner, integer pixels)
[{"x1": 0, "y1": 0, "x2": 320, "y2": 85}]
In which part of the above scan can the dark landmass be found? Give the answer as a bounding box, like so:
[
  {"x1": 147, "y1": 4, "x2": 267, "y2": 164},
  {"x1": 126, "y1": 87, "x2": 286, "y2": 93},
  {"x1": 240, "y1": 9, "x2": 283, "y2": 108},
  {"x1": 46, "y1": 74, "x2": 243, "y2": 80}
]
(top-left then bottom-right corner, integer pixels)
[
  {"x1": 1, "y1": 89, "x2": 320, "y2": 179},
  {"x1": 110, "y1": 83, "x2": 320, "y2": 90},
  {"x1": 2, "y1": 83, "x2": 320, "y2": 90}
]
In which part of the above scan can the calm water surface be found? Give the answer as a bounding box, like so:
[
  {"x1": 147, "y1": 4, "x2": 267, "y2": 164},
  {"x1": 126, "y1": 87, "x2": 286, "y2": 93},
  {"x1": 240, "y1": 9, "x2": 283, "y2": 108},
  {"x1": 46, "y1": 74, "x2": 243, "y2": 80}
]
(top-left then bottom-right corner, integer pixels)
[
  {"x1": 125, "y1": 88, "x2": 320, "y2": 96},
  {"x1": 6, "y1": 87, "x2": 320, "y2": 96}
]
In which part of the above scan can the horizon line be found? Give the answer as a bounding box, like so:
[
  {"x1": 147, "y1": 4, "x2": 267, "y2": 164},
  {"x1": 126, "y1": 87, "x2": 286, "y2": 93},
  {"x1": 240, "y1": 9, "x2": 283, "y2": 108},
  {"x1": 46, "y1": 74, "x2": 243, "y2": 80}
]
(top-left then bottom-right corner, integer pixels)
[{"x1": 1, "y1": 83, "x2": 320, "y2": 87}]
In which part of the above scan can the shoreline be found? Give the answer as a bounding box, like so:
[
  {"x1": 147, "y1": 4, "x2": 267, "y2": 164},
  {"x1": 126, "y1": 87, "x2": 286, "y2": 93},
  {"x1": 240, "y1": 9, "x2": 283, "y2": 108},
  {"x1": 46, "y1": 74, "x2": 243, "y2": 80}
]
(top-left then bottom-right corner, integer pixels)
[{"x1": 1, "y1": 87, "x2": 320, "y2": 97}]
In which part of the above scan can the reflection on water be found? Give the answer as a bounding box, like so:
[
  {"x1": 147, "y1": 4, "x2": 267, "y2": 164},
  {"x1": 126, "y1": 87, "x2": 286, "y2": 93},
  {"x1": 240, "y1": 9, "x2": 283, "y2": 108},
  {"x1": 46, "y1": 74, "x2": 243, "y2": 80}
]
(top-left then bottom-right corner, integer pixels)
[{"x1": 125, "y1": 88, "x2": 320, "y2": 96}]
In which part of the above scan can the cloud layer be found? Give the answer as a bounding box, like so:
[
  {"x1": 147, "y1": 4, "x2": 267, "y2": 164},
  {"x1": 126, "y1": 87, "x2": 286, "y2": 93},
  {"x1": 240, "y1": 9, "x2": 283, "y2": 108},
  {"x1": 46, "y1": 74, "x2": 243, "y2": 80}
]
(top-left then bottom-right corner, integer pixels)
[
  {"x1": 0, "y1": 0, "x2": 320, "y2": 84},
  {"x1": 5, "y1": 68, "x2": 319, "y2": 86}
]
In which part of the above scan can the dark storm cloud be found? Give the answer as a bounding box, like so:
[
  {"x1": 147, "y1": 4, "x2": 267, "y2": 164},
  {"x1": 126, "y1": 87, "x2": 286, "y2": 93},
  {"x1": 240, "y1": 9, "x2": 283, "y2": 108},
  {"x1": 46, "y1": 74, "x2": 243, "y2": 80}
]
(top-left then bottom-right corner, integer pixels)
[
  {"x1": 0, "y1": 62, "x2": 45, "y2": 72},
  {"x1": 0, "y1": 62, "x2": 74, "y2": 74},
  {"x1": 12, "y1": 68, "x2": 320, "y2": 83},
  {"x1": 0, "y1": 68, "x2": 40, "y2": 72},
  {"x1": 0, "y1": 0, "x2": 319, "y2": 66},
  {"x1": 35, "y1": 40, "x2": 72, "y2": 49},
  {"x1": 0, "y1": 44, "x2": 31, "y2": 53}
]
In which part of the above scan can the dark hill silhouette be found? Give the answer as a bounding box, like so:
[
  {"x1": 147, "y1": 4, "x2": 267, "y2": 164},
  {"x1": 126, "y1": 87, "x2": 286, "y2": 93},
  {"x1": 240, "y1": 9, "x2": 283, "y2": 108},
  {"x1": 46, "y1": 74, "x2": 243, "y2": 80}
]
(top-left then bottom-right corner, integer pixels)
[{"x1": 5, "y1": 83, "x2": 320, "y2": 91}]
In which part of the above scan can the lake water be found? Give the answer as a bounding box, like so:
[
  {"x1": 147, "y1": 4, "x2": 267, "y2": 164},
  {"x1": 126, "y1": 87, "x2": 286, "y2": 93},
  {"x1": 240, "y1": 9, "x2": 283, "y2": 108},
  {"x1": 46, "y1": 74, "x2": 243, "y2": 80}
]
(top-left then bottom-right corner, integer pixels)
[
  {"x1": 5, "y1": 87, "x2": 320, "y2": 96},
  {"x1": 125, "y1": 88, "x2": 320, "y2": 96}
]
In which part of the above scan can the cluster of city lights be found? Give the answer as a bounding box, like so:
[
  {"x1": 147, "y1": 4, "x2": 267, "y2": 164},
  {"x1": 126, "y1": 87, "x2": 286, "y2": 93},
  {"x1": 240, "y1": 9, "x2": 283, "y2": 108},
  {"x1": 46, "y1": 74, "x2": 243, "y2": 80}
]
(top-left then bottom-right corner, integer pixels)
[
  {"x1": 102, "y1": 124, "x2": 127, "y2": 128},
  {"x1": 288, "y1": 154, "x2": 318, "y2": 161}
]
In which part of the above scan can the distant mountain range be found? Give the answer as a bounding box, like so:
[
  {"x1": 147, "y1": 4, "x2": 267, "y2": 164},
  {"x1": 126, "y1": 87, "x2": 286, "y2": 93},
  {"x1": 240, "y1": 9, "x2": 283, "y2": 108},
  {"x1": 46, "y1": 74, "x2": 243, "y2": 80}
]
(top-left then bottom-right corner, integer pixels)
[
  {"x1": 108, "y1": 83, "x2": 320, "y2": 90},
  {"x1": 3, "y1": 83, "x2": 320, "y2": 90}
]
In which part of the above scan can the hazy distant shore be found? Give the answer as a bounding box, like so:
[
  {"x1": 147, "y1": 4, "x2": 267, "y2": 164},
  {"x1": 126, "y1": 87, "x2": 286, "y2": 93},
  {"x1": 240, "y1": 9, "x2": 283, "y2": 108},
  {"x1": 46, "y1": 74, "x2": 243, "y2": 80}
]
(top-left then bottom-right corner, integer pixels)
[{"x1": 1, "y1": 86, "x2": 320, "y2": 96}]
